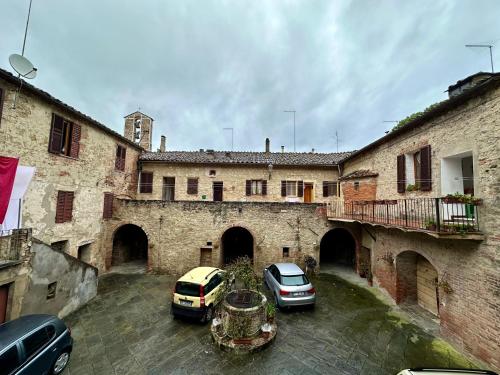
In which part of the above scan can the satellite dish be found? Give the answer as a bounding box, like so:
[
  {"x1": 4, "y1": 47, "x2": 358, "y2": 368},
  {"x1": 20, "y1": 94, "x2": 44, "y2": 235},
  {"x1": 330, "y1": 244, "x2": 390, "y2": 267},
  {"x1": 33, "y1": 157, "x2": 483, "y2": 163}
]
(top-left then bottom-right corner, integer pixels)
[{"x1": 9, "y1": 54, "x2": 37, "y2": 79}]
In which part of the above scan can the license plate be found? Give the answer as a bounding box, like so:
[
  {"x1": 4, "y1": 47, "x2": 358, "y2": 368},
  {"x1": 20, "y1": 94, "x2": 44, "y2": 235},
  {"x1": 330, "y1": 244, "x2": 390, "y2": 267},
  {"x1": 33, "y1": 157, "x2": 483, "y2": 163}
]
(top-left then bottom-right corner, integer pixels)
[
  {"x1": 294, "y1": 292, "x2": 305, "y2": 297},
  {"x1": 179, "y1": 300, "x2": 192, "y2": 306}
]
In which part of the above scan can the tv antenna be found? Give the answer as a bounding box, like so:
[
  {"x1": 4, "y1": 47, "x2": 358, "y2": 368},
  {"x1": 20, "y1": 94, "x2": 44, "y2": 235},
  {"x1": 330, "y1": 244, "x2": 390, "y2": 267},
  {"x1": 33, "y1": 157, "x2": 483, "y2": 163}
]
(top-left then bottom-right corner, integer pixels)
[
  {"x1": 9, "y1": 0, "x2": 37, "y2": 109},
  {"x1": 465, "y1": 44, "x2": 495, "y2": 73},
  {"x1": 333, "y1": 131, "x2": 342, "y2": 152},
  {"x1": 223, "y1": 127, "x2": 234, "y2": 151}
]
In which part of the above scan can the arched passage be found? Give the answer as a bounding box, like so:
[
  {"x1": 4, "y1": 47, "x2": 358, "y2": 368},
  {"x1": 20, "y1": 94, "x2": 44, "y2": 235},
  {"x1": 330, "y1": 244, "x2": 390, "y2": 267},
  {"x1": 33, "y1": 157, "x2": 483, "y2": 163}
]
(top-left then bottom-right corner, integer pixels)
[
  {"x1": 396, "y1": 251, "x2": 439, "y2": 316},
  {"x1": 112, "y1": 224, "x2": 148, "y2": 266},
  {"x1": 320, "y1": 228, "x2": 356, "y2": 269},
  {"x1": 221, "y1": 227, "x2": 253, "y2": 265}
]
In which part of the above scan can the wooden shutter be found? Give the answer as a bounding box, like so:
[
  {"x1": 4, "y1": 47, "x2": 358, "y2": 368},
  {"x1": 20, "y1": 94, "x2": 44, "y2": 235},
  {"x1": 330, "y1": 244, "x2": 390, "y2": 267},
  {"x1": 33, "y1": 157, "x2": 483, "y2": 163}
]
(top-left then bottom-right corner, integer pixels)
[
  {"x1": 397, "y1": 154, "x2": 406, "y2": 193},
  {"x1": 0, "y1": 87, "x2": 4, "y2": 127},
  {"x1": 262, "y1": 180, "x2": 267, "y2": 195},
  {"x1": 55, "y1": 191, "x2": 66, "y2": 223},
  {"x1": 103, "y1": 193, "x2": 113, "y2": 219},
  {"x1": 281, "y1": 181, "x2": 286, "y2": 197},
  {"x1": 187, "y1": 178, "x2": 198, "y2": 194},
  {"x1": 420, "y1": 145, "x2": 432, "y2": 191},
  {"x1": 63, "y1": 192, "x2": 74, "y2": 222},
  {"x1": 297, "y1": 181, "x2": 304, "y2": 197},
  {"x1": 69, "y1": 123, "x2": 81, "y2": 158},
  {"x1": 323, "y1": 182, "x2": 329, "y2": 197},
  {"x1": 115, "y1": 145, "x2": 126, "y2": 171},
  {"x1": 246, "y1": 180, "x2": 251, "y2": 196},
  {"x1": 140, "y1": 172, "x2": 153, "y2": 193},
  {"x1": 49, "y1": 114, "x2": 64, "y2": 154}
]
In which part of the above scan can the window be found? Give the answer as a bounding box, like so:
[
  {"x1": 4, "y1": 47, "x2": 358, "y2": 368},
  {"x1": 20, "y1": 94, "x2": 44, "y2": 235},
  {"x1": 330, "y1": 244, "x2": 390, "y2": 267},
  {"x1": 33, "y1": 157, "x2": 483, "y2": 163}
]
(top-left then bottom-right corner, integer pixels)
[
  {"x1": 140, "y1": 172, "x2": 153, "y2": 193},
  {"x1": 354, "y1": 182, "x2": 360, "y2": 191},
  {"x1": 205, "y1": 273, "x2": 222, "y2": 294},
  {"x1": 281, "y1": 274, "x2": 309, "y2": 286},
  {"x1": 246, "y1": 180, "x2": 267, "y2": 196},
  {"x1": 47, "y1": 282, "x2": 57, "y2": 300},
  {"x1": 187, "y1": 178, "x2": 199, "y2": 194},
  {"x1": 48, "y1": 113, "x2": 81, "y2": 158},
  {"x1": 163, "y1": 177, "x2": 175, "y2": 201},
  {"x1": 51, "y1": 240, "x2": 68, "y2": 252},
  {"x1": 22, "y1": 327, "x2": 51, "y2": 359},
  {"x1": 286, "y1": 181, "x2": 297, "y2": 196},
  {"x1": 0, "y1": 346, "x2": 19, "y2": 375},
  {"x1": 103, "y1": 193, "x2": 113, "y2": 219},
  {"x1": 282, "y1": 247, "x2": 290, "y2": 258},
  {"x1": 281, "y1": 180, "x2": 304, "y2": 197},
  {"x1": 55, "y1": 191, "x2": 74, "y2": 223},
  {"x1": 397, "y1": 145, "x2": 431, "y2": 192},
  {"x1": 322, "y1": 181, "x2": 338, "y2": 197},
  {"x1": 209, "y1": 170, "x2": 216, "y2": 177},
  {"x1": 115, "y1": 145, "x2": 126, "y2": 171},
  {"x1": 0, "y1": 87, "x2": 4, "y2": 128},
  {"x1": 175, "y1": 282, "x2": 200, "y2": 297}
]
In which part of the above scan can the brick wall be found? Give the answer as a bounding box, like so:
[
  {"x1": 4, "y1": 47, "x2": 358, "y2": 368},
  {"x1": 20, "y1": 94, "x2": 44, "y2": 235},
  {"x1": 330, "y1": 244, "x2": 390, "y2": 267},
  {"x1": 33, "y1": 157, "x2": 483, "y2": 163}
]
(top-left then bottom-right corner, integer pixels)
[{"x1": 341, "y1": 177, "x2": 377, "y2": 202}]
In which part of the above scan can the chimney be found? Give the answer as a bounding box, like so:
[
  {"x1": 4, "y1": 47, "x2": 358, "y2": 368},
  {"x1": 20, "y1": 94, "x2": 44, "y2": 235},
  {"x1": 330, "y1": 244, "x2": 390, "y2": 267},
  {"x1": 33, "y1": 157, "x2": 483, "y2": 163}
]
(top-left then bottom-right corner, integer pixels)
[
  {"x1": 160, "y1": 135, "x2": 166, "y2": 152},
  {"x1": 448, "y1": 72, "x2": 494, "y2": 98},
  {"x1": 281, "y1": 146, "x2": 285, "y2": 153},
  {"x1": 265, "y1": 138, "x2": 270, "y2": 153},
  {"x1": 311, "y1": 148, "x2": 315, "y2": 153}
]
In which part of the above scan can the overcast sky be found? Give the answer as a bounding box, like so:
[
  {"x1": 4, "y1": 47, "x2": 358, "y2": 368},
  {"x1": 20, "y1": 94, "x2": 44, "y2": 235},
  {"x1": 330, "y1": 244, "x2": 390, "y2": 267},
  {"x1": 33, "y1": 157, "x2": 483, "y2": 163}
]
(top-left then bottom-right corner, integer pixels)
[{"x1": 1, "y1": 1, "x2": 499, "y2": 153}]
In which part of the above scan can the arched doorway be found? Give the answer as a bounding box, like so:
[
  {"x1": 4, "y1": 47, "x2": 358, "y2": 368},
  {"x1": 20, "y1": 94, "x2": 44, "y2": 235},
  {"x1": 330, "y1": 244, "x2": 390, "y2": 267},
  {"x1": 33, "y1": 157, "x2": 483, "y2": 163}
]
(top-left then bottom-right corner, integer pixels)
[
  {"x1": 320, "y1": 228, "x2": 356, "y2": 270},
  {"x1": 221, "y1": 227, "x2": 253, "y2": 265},
  {"x1": 112, "y1": 224, "x2": 148, "y2": 267},
  {"x1": 396, "y1": 251, "x2": 439, "y2": 316}
]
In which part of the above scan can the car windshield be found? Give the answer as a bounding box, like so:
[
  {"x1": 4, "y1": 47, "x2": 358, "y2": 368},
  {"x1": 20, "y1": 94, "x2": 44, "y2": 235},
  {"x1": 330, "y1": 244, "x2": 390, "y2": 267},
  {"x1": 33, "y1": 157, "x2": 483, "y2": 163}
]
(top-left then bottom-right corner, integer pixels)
[
  {"x1": 281, "y1": 274, "x2": 309, "y2": 286},
  {"x1": 175, "y1": 282, "x2": 200, "y2": 297}
]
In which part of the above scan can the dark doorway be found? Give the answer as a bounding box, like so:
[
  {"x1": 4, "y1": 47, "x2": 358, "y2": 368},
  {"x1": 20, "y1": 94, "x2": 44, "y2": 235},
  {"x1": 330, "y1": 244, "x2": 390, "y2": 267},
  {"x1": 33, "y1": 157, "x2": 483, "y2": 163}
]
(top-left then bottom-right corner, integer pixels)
[
  {"x1": 222, "y1": 227, "x2": 253, "y2": 265},
  {"x1": 0, "y1": 284, "x2": 10, "y2": 324},
  {"x1": 320, "y1": 228, "x2": 356, "y2": 269},
  {"x1": 112, "y1": 224, "x2": 148, "y2": 266},
  {"x1": 213, "y1": 182, "x2": 223, "y2": 201}
]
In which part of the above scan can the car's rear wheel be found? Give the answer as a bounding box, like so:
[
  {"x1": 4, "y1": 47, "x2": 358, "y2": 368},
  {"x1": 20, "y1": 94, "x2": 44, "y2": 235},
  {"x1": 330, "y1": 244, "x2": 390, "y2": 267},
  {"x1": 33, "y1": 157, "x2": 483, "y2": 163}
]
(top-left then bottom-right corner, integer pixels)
[
  {"x1": 202, "y1": 305, "x2": 214, "y2": 323},
  {"x1": 52, "y1": 350, "x2": 70, "y2": 374}
]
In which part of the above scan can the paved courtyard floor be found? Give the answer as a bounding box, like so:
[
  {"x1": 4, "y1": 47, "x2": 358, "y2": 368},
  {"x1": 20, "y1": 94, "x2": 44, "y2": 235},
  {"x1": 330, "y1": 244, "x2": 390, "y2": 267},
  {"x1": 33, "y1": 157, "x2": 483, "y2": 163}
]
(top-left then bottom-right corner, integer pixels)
[{"x1": 63, "y1": 271, "x2": 477, "y2": 375}]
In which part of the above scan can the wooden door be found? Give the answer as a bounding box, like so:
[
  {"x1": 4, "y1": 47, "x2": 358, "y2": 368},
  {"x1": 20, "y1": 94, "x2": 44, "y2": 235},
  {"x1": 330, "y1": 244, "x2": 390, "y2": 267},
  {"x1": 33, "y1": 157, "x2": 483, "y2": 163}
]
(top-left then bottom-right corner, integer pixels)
[
  {"x1": 200, "y1": 247, "x2": 212, "y2": 266},
  {"x1": 417, "y1": 257, "x2": 439, "y2": 316},
  {"x1": 213, "y1": 182, "x2": 223, "y2": 201},
  {"x1": 0, "y1": 284, "x2": 9, "y2": 324},
  {"x1": 304, "y1": 183, "x2": 313, "y2": 203}
]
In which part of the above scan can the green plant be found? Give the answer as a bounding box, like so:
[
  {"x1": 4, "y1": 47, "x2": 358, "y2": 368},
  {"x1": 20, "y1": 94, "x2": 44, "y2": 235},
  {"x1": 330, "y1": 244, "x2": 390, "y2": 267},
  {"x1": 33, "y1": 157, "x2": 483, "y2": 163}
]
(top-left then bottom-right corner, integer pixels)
[
  {"x1": 265, "y1": 302, "x2": 276, "y2": 322},
  {"x1": 406, "y1": 184, "x2": 417, "y2": 192},
  {"x1": 435, "y1": 272, "x2": 453, "y2": 294},
  {"x1": 443, "y1": 193, "x2": 482, "y2": 205},
  {"x1": 391, "y1": 101, "x2": 444, "y2": 132},
  {"x1": 303, "y1": 255, "x2": 317, "y2": 271}
]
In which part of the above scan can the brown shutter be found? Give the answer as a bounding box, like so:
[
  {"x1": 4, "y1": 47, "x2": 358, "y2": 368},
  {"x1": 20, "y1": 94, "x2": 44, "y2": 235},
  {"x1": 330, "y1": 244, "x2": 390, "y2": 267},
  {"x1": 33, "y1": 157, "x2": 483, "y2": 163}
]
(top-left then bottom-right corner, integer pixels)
[
  {"x1": 246, "y1": 180, "x2": 251, "y2": 196},
  {"x1": 55, "y1": 191, "x2": 66, "y2": 223},
  {"x1": 121, "y1": 147, "x2": 126, "y2": 170},
  {"x1": 281, "y1": 181, "x2": 286, "y2": 197},
  {"x1": 262, "y1": 180, "x2": 267, "y2": 195},
  {"x1": 297, "y1": 181, "x2": 304, "y2": 197},
  {"x1": 103, "y1": 193, "x2": 113, "y2": 219},
  {"x1": 69, "y1": 123, "x2": 81, "y2": 158},
  {"x1": 140, "y1": 172, "x2": 153, "y2": 193},
  {"x1": 63, "y1": 192, "x2": 74, "y2": 222},
  {"x1": 323, "y1": 181, "x2": 329, "y2": 197},
  {"x1": 49, "y1": 114, "x2": 64, "y2": 154},
  {"x1": 187, "y1": 178, "x2": 198, "y2": 194},
  {"x1": 420, "y1": 145, "x2": 432, "y2": 191},
  {"x1": 0, "y1": 87, "x2": 4, "y2": 127},
  {"x1": 397, "y1": 154, "x2": 406, "y2": 193}
]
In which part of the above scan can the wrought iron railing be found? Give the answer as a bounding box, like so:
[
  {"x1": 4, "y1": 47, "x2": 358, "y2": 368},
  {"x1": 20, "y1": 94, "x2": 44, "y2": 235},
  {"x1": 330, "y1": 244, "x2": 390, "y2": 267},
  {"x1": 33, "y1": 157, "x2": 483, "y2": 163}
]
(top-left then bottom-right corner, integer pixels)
[{"x1": 326, "y1": 198, "x2": 481, "y2": 234}]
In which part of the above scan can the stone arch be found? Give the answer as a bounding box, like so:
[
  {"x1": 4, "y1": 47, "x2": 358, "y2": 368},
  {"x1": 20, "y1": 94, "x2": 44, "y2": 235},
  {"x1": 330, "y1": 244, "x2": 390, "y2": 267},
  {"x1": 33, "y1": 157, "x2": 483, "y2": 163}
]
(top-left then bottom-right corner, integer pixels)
[
  {"x1": 396, "y1": 250, "x2": 439, "y2": 316},
  {"x1": 319, "y1": 227, "x2": 359, "y2": 271},
  {"x1": 220, "y1": 225, "x2": 255, "y2": 266},
  {"x1": 111, "y1": 223, "x2": 149, "y2": 267}
]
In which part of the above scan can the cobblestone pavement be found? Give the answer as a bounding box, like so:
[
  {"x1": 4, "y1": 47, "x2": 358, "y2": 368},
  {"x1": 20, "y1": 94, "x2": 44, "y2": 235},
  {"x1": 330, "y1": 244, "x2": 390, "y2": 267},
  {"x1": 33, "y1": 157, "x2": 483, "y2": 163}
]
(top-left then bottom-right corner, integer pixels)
[{"x1": 63, "y1": 271, "x2": 476, "y2": 375}]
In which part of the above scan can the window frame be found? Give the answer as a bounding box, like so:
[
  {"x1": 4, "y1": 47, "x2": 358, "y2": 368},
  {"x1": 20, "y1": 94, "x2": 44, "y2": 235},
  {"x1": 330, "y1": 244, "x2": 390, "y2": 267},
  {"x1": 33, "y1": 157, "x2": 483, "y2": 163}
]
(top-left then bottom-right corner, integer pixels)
[
  {"x1": 139, "y1": 172, "x2": 153, "y2": 194},
  {"x1": 187, "y1": 178, "x2": 199, "y2": 195},
  {"x1": 115, "y1": 145, "x2": 126, "y2": 171},
  {"x1": 323, "y1": 181, "x2": 338, "y2": 197},
  {"x1": 286, "y1": 181, "x2": 298, "y2": 197},
  {"x1": 55, "y1": 191, "x2": 74, "y2": 224},
  {"x1": 48, "y1": 113, "x2": 81, "y2": 158}
]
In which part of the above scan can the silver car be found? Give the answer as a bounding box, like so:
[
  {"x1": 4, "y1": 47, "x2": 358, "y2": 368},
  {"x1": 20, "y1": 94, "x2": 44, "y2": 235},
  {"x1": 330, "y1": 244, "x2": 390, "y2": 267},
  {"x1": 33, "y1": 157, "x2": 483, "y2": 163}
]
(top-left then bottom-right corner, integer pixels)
[{"x1": 263, "y1": 263, "x2": 316, "y2": 308}]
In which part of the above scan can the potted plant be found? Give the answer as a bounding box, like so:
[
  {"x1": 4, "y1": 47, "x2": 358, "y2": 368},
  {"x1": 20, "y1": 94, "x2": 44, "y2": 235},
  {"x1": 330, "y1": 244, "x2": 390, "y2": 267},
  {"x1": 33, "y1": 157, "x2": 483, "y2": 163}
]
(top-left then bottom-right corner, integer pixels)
[
  {"x1": 406, "y1": 184, "x2": 417, "y2": 192},
  {"x1": 442, "y1": 193, "x2": 482, "y2": 206},
  {"x1": 424, "y1": 219, "x2": 437, "y2": 231},
  {"x1": 265, "y1": 302, "x2": 276, "y2": 323},
  {"x1": 304, "y1": 255, "x2": 317, "y2": 276}
]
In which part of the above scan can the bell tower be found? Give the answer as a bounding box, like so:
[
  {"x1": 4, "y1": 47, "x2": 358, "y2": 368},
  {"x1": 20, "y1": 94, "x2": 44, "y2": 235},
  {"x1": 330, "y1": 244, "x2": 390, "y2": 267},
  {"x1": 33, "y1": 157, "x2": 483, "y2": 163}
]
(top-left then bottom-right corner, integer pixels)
[{"x1": 124, "y1": 111, "x2": 154, "y2": 151}]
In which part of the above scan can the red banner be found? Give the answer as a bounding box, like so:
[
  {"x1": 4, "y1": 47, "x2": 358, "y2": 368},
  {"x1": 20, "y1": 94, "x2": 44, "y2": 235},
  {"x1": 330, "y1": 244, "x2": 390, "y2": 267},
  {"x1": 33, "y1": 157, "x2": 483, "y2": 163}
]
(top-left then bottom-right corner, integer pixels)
[{"x1": 0, "y1": 156, "x2": 19, "y2": 224}]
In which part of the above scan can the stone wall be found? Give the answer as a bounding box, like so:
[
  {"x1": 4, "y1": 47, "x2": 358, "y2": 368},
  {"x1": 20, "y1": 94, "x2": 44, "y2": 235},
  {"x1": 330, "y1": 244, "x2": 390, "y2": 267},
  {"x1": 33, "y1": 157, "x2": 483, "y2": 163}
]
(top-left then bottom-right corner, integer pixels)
[
  {"x1": 137, "y1": 162, "x2": 340, "y2": 203},
  {"x1": 0, "y1": 78, "x2": 141, "y2": 271},
  {"x1": 102, "y1": 200, "x2": 340, "y2": 276}
]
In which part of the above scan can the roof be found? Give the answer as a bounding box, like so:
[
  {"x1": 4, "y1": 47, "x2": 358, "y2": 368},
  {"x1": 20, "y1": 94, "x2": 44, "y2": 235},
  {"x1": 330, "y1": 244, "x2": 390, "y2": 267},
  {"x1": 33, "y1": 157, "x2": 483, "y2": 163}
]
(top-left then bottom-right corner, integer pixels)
[
  {"x1": 0, "y1": 314, "x2": 56, "y2": 350},
  {"x1": 140, "y1": 150, "x2": 353, "y2": 167},
  {"x1": 275, "y1": 263, "x2": 304, "y2": 275},
  {"x1": 339, "y1": 170, "x2": 379, "y2": 180},
  {"x1": 178, "y1": 267, "x2": 220, "y2": 284},
  {"x1": 342, "y1": 72, "x2": 500, "y2": 164},
  {"x1": 0, "y1": 68, "x2": 142, "y2": 150}
]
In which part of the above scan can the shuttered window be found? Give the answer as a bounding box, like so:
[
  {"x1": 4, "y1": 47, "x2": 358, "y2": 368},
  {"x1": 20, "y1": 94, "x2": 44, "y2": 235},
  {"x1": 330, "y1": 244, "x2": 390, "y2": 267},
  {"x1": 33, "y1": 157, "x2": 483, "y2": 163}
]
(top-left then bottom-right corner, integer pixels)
[
  {"x1": 323, "y1": 181, "x2": 338, "y2": 197},
  {"x1": 115, "y1": 145, "x2": 126, "y2": 171},
  {"x1": 103, "y1": 193, "x2": 114, "y2": 219},
  {"x1": 55, "y1": 191, "x2": 74, "y2": 223},
  {"x1": 48, "y1": 113, "x2": 80, "y2": 158},
  {"x1": 397, "y1": 154, "x2": 406, "y2": 193},
  {"x1": 420, "y1": 145, "x2": 432, "y2": 191},
  {"x1": 0, "y1": 87, "x2": 4, "y2": 127},
  {"x1": 140, "y1": 172, "x2": 153, "y2": 193},
  {"x1": 246, "y1": 180, "x2": 266, "y2": 195},
  {"x1": 187, "y1": 178, "x2": 198, "y2": 194},
  {"x1": 282, "y1": 181, "x2": 303, "y2": 197}
]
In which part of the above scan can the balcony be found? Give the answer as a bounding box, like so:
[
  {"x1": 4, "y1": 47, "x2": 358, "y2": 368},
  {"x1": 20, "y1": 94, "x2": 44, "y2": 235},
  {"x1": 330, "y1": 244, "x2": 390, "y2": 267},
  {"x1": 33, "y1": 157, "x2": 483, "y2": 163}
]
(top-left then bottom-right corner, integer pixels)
[
  {"x1": 0, "y1": 229, "x2": 29, "y2": 269},
  {"x1": 326, "y1": 198, "x2": 483, "y2": 240}
]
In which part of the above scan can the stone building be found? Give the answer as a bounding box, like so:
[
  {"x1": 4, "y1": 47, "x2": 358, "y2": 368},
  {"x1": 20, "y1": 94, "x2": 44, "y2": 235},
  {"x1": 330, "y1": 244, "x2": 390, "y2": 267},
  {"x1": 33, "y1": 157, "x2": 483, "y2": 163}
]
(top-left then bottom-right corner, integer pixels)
[{"x1": 327, "y1": 72, "x2": 500, "y2": 369}]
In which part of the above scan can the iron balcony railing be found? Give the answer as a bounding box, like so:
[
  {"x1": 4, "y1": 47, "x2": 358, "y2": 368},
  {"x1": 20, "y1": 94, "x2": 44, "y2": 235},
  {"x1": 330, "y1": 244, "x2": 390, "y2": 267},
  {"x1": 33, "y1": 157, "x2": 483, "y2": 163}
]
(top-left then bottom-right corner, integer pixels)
[{"x1": 326, "y1": 198, "x2": 481, "y2": 234}]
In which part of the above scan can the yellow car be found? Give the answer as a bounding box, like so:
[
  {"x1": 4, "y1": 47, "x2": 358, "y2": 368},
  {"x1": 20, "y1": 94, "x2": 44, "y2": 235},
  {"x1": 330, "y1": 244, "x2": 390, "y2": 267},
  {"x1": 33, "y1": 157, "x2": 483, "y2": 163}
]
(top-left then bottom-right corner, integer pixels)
[{"x1": 171, "y1": 267, "x2": 225, "y2": 322}]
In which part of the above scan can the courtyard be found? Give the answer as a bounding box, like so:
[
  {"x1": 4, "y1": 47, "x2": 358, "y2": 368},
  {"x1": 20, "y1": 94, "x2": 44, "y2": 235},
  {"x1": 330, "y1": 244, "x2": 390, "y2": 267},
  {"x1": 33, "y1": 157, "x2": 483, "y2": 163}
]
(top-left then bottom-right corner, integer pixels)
[{"x1": 62, "y1": 270, "x2": 477, "y2": 375}]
